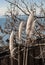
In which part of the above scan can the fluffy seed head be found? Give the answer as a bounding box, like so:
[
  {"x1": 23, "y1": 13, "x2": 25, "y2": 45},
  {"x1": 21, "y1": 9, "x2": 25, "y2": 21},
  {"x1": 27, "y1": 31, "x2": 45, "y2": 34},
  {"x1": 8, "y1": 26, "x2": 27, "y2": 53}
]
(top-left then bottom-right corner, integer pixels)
[
  {"x1": 19, "y1": 21, "x2": 24, "y2": 40},
  {"x1": 9, "y1": 31, "x2": 15, "y2": 53},
  {"x1": 29, "y1": 20, "x2": 36, "y2": 38},
  {"x1": 26, "y1": 12, "x2": 34, "y2": 36}
]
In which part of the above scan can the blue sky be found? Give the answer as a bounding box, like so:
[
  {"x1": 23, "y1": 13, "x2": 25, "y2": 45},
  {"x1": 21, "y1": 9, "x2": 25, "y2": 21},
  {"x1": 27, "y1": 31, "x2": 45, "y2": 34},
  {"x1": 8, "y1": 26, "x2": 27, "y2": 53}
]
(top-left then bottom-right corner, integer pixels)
[
  {"x1": 0, "y1": 0, "x2": 8, "y2": 16},
  {"x1": 0, "y1": 0, "x2": 7, "y2": 7},
  {"x1": 0, "y1": 0, "x2": 45, "y2": 16}
]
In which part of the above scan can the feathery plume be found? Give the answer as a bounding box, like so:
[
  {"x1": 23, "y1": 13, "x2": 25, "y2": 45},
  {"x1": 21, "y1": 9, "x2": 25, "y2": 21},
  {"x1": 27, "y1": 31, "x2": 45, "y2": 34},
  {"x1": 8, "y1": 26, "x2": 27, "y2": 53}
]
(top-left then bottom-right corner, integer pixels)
[
  {"x1": 9, "y1": 31, "x2": 15, "y2": 57},
  {"x1": 19, "y1": 21, "x2": 24, "y2": 40},
  {"x1": 29, "y1": 20, "x2": 36, "y2": 38},
  {"x1": 26, "y1": 12, "x2": 34, "y2": 36}
]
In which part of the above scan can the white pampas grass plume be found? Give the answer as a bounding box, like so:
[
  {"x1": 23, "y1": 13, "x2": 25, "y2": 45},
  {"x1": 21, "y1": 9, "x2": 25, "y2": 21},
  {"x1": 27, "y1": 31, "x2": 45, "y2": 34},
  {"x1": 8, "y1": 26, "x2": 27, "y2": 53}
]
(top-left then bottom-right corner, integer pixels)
[
  {"x1": 19, "y1": 21, "x2": 24, "y2": 40},
  {"x1": 9, "y1": 31, "x2": 15, "y2": 57},
  {"x1": 26, "y1": 12, "x2": 34, "y2": 36},
  {"x1": 29, "y1": 20, "x2": 36, "y2": 38}
]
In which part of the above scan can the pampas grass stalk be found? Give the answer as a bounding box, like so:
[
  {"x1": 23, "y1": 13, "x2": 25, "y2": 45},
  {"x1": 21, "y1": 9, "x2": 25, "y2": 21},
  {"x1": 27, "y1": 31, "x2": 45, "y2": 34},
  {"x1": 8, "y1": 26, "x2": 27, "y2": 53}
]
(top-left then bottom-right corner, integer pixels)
[
  {"x1": 26, "y1": 12, "x2": 34, "y2": 36},
  {"x1": 19, "y1": 21, "x2": 24, "y2": 40},
  {"x1": 9, "y1": 31, "x2": 15, "y2": 65},
  {"x1": 25, "y1": 46, "x2": 28, "y2": 65}
]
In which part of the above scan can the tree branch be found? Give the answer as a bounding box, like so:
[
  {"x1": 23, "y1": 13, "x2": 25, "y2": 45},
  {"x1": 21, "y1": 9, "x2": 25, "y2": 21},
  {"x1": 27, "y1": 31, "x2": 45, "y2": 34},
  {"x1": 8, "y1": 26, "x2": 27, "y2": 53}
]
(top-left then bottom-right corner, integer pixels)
[
  {"x1": 5, "y1": 0, "x2": 29, "y2": 16},
  {"x1": 21, "y1": 0, "x2": 31, "y2": 13}
]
